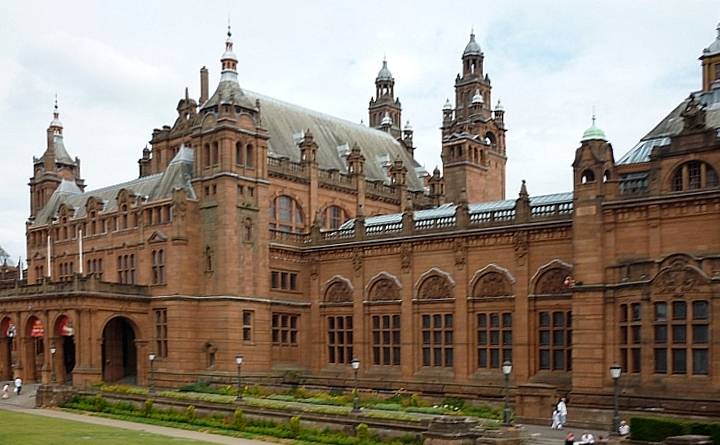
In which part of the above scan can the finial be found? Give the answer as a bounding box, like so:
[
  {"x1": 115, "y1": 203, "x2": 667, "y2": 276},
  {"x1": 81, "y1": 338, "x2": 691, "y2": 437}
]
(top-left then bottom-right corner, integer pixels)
[
  {"x1": 184, "y1": 87, "x2": 189, "y2": 101},
  {"x1": 519, "y1": 179, "x2": 529, "y2": 199},
  {"x1": 591, "y1": 105, "x2": 597, "y2": 126},
  {"x1": 227, "y1": 15, "x2": 232, "y2": 37},
  {"x1": 471, "y1": 26, "x2": 475, "y2": 37}
]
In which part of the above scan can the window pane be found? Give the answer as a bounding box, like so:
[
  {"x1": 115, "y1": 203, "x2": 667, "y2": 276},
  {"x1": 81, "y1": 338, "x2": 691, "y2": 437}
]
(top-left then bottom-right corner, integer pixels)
[
  {"x1": 422, "y1": 315, "x2": 430, "y2": 329},
  {"x1": 553, "y1": 312, "x2": 565, "y2": 327},
  {"x1": 693, "y1": 349, "x2": 709, "y2": 375},
  {"x1": 502, "y1": 313, "x2": 512, "y2": 327},
  {"x1": 620, "y1": 326, "x2": 628, "y2": 344},
  {"x1": 445, "y1": 314, "x2": 453, "y2": 328},
  {"x1": 672, "y1": 349, "x2": 687, "y2": 374},
  {"x1": 539, "y1": 350, "x2": 550, "y2": 370},
  {"x1": 672, "y1": 325, "x2": 686, "y2": 344},
  {"x1": 540, "y1": 312, "x2": 550, "y2": 327},
  {"x1": 620, "y1": 304, "x2": 628, "y2": 322},
  {"x1": 693, "y1": 325, "x2": 708, "y2": 344},
  {"x1": 672, "y1": 301, "x2": 687, "y2": 320},
  {"x1": 422, "y1": 348, "x2": 431, "y2": 366},
  {"x1": 490, "y1": 314, "x2": 499, "y2": 328},
  {"x1": 631, "y1": 348, "x2": 641, "y2": 373},
  {"x1": 490, "y1": 331, "x2": 499, "y2": 345},
  {"x1": 479, "y1": 331, "x2": 487, "y2": 345},
  {"x1": 490, "y1": 349, "x2": 499, "y2": 368},
  {"x1": 693, "y1": 301, "x2": 709, "y2": 320},
  {"x1": 654, "y1": 349, "x2": 667, "y2": 373},
  {"x1": 553, "y1": 350, "x2": 565, "y2": 370},
  {"x1": 478, "y1": 314, "x2": 487, "y2": 328},
  {"x1": 631, "y1": 326, "x2": 641, "y2": 344},
  {"x1": 502, "y1": 331, "x2": 512, "y2": 346},
  {"x1": 553, "y1": 331, "x2": 564, "y2": 346},
  {"x1": 479, "y1": 349, "x2": 487, "y2": 368},
  {"x1": 654, "y1": 325, "x2": 667, "y2": 344},
  {"x1": 654, "y1": 302, "x2": 667, "y2": 321},
  {"x1": 631, "y1": 303, "x2": 641, "y2": 321},
  {"x1": 540, "y1": 330, "x2": 550, "y2": 346}
]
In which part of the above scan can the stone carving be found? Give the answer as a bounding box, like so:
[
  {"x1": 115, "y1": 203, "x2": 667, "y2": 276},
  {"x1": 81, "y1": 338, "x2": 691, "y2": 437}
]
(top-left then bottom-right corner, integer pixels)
[
  {"x1": 513, "y1": 231, "x2": 528, "y2": 265},
  {"x1": 680, "y1": 94, "x2": 706, "y2": 132},
  {"x1": 453, "y1": 238, "x2": 466, "y2": 269},
  {"x1": 418, "y1": 275, "x2": 452, "y2": 300},
  {"x1": 400, "y1": 243, "x2": 412, "y2": 272},
  {"x1": 352, "y1": 250, "x2": 363, "y2": 277},
  {"x1": 309, "y1": 254, "x2": 319, "y2": 280},
  {"x1": 535, "y1": 268, "x2": 572, "y2": 295},
  {"x1": 324, "y1": 280, "x2": 353, "y2": 303},
  {"x1": 654, "y1": 260, "x2": 699, "y2": 297},
  {"x1": 473, "y1": 272, "x2": 511, "y2": 298},
  {"x1": 369, "y1": 278, "x2": 400, "y2": 301}
]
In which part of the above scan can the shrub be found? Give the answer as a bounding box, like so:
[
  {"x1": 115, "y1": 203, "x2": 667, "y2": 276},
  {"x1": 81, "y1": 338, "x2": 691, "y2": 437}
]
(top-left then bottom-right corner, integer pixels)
[
  {"x1": 185, "y1": 405, "x2": 197, "y2": 423},
  {"x1": 356, "y1": 423, "x2": 370, "y2": 441},
  {"x1": 630, "y1": 417, "x2": 689, "y2": 442},
  {"x1": 100, "y1": 384, "x2": 149, "y2": 395},
  {"x1": 233, "y1": 408, "x2": 246, "y2": 431},
  {"x1": 93, "y1": 394, "x2": 107, "y2": 412},
  {"x1": 288, "y1": 415, "x2": 302, "y2": 438},
  {"x1": 143, "y1": 399, "x2": 154, "y2": 417}
]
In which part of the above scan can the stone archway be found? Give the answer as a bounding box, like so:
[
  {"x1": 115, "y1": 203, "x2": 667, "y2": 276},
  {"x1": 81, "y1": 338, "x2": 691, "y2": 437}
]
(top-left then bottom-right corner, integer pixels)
[
  {"x1": 101, "y1": 316, "x2": 138, "y2": 384},
  {"x1": 0, "y1": 317, "x2": 16, "y2": 380},
  {"x1": 53, "y1": 315, "x2": 76, "y2": 384},
  {"x1": 25, "y1": 316, "x2": 45, "y2": 383}
]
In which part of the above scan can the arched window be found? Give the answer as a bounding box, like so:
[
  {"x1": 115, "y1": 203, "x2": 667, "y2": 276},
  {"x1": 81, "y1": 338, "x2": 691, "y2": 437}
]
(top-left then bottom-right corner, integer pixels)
[
  {"x1": 323, "y1": 206, "x2": 347, "y2": 230},
  {"x1": 581, "y1": 169, "x2": 596, "y2": 184},
  {"x1": 203, "y1": 144, "x2": 210, "y2": 167},
  {"x1": 235, "y1": 142, "x2": 243, "y2": 165},
  {"x1": 211, "y1": 141, "x2": 219, "y2": 166},
  {"x1": 246, "y1": 144, "x2": 254, "y2": 168},
  {"x1": 671, "y1": 161, "x2": 719, "y2": 191},
  {"x1": 269, "y1": 195, "x2": 304, "y2": 233},
  {"x1": 243, "y1": 218, "x2": 253, "y2": 242}
]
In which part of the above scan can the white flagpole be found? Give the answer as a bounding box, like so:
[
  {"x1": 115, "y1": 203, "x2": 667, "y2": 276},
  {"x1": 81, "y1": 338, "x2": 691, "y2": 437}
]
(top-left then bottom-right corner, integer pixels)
[
  {"x1": 46, "y1": 233, "x2": 51, "y2": 277},
  {"x1": 78, "y1": 228, "x2": 84, "y2": 274}
]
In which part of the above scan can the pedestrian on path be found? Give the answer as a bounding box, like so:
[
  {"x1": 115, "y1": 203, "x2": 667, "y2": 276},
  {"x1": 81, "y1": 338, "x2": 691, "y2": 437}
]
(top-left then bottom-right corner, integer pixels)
[
  {"x1": 557, "y1": 397, "x2": 568, "y2": 428},
  {"x1": 1, "y1": 383, "x2": 9, "y2": 399},
  {"x1": 14, "y1": 377, "x2": 22, "y2": 396},
  {"x1": 551, "y1": 406, "x2": 562, "y2": 429}
]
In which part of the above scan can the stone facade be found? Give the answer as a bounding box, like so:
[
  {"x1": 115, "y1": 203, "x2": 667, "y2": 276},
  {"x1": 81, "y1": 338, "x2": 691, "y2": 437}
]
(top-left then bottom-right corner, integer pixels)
[{"x1": 1, "y1": 25, "x2": 720, "y2": 421}]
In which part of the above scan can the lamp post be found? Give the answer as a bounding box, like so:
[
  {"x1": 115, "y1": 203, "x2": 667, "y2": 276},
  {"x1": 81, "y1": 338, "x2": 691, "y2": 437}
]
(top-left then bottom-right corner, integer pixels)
[
  {"x1": 610, "y1": 363, "x2": 622, "y2": 435},
  {"x1": 235, "y1": 354, "x2": 244, "y2": 402},
  {"x1": 148, "y1": 352, "x2": 156, "y2": 394},
  {"x1": 502, "y1": 360, "x2": 513, "y2": 426},
  {"x1": 49, "y1": 344, "x2": 57, "y2": 384},
  {"x1": 350, "y1": 358, "x2": 360, "y2": 413}
]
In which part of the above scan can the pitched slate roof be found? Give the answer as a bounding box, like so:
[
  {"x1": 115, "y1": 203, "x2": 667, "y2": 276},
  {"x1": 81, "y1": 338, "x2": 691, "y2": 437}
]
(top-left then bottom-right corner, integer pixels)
[{"x1": 32, "y1": 147, "x2": 195, "y2": 226}]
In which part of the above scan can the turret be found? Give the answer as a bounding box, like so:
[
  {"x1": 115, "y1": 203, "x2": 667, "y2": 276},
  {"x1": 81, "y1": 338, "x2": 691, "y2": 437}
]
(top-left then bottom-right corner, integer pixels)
[{"x1": 369, "y1": 58, "x2": 402, "y2": 137}]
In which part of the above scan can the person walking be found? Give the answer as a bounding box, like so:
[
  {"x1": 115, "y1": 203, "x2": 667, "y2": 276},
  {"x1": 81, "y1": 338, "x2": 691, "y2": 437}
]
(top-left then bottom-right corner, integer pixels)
[
  {"x1": 1, "y1": 383, "x2": 9, "y2": 399},
  {"x1": 551, "y1": 405, "x2": 562, "y2": 429},
  {"x1": 557, "y1": 397, "x2": 568, "y2": 428},
  {"x1": 14, "y1": 376, "x2": 22, "y2": 396}
]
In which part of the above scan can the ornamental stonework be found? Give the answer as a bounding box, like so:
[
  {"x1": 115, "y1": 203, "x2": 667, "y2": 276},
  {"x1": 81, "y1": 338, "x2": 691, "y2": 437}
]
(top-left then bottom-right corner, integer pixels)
[
  {"x1": 368, "y1": 278, "x2": 400, "y2": 301},
  {"x1": 472, "y1": 272, "x2": 511, "y2": 298},
  {"x1": 324, "y1": 280, "x2": 353, "y2": 303},
  {"x1": 418, "y1": 275, "x2": 452, "y2": 300},
  {"x1": 535, "y1": 268, "x2": 571, "y2": 295}
]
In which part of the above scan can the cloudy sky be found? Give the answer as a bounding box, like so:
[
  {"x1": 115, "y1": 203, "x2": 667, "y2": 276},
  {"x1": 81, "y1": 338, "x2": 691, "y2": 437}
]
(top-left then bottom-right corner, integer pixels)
[{"x1": 0, "y1": 1, "x2": 717, "y2": 262}]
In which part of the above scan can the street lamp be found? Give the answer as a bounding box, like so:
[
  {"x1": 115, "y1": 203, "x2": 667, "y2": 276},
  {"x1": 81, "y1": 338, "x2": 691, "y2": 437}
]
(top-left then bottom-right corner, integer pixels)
[
  {"x1": 235, "y1": 354, "x2": 244, "y2": 402},
  {"x1": 610, "y1": 363, "x2": 622, "y2": 435},
  {"x1": 148, "y1": 352, "x2": 156, "y2": 394},
  {"x1": 502, "y1": 360, "x2": 513, "y2": 426},
  {"x1": 350, "y1": 358, "x2": 360, "y2": 413},
  {"x1": 49, "y1": 344, "x2": 57, "y2": 384}
]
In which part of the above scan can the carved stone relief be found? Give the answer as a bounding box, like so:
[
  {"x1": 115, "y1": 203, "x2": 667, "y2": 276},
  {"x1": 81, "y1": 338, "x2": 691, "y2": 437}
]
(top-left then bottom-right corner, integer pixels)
[{"x1": 418, "y1": 275, "x2": 452, "y2": 300}]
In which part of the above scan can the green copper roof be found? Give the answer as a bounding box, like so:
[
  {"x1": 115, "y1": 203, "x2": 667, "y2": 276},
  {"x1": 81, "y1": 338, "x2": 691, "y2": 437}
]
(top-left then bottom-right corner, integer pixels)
[{"x1": 581, "y1": 116, "x2": 607, "y2": 142}]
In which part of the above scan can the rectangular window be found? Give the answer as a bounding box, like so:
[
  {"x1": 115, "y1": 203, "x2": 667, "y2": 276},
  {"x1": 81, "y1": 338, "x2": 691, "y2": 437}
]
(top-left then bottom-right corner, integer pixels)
[
  {"x1": 654, "y1": 348, "x2": 667, "y2": 373},
  {"x1": 242, "y1": 310, "x2": 253, "y2": 342},
  {"x1": 477, "y1": 312, "x2": 512, "y2": 369},
  {"x1": 327, "y1": 315, "x2": 353, "y2": 364},
  {"x1": 151, "y1": 249, "x2": 165, "y2": 285},
  {"x1": 371, "y1": 314, "x2": 401, "y2": 366},
  {"x1": 272, "y1": 313, "x2": 299, "y2": 346},
  {"x1": 270, "y1": 270, "x2": 298, "y2": 291},
  {"x1": 117, "y1": 254, "x2": 136, "y2": 284},
  {"x1": 672, "y1": 349, "x2": 686, "y2": 374},
  {"x1": 539, "y1": 310, "x2": 572, "y2": 371},
  {"x1": 154, "y1": 308, "x2": 168, "y2": 358},
  {"x1": 421, "y1": 313, "x2": 453, "y2": 367}
]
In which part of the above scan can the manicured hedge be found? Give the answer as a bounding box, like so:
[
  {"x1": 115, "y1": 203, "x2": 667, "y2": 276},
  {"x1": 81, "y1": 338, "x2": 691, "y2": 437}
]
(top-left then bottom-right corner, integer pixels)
[{"x1": 630, "y1": 416, "x2": 720, "y2": 443}]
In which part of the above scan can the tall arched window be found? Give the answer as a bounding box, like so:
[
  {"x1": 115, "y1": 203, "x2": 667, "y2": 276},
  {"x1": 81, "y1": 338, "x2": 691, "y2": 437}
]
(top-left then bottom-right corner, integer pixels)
[
  {"x1": 671, "y1": 161, "x2": 719, "y2": 191},
  {"x1": 203, "y1": 144, "x2": 210, "y2": 167},
  {"x1": 152, "y1": 249, "x2": 165, "y2": 285},
  {"x1": 323, "y1": 206, "x2": 347, "y2": 230},
  {"x1": 246, "y1": 144, "x2": 254, "y2": 168},
  {"x1": 235, "y1": 142, "x2": 243, "y2": 165},
  {"x1": 211, "y1": 141, "x2": 219, "y2": 166},
  {"x1": 269, "y1": 195, "x2": 305, "y2": 233}
]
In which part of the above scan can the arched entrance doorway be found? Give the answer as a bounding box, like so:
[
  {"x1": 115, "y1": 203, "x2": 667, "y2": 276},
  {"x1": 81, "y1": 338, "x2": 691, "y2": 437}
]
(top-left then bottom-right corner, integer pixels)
[
  {"x1": 0, "y1": 317, "x2": 16, "y2": 380},
  {"x1": 101, "y1": 317, "x2": 137, "y2": 383},
  {"x1": 54, "y1": 315, "x2": 76, "y2": 384},
  {"x1": 25, "y1": 316, "x2": 45, "y2": 383}
]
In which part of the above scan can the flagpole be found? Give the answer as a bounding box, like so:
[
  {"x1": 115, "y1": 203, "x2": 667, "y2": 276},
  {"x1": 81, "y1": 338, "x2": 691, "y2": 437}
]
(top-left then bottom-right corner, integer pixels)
[
  {"x1": 47, "y1": 233, "x2": 51, "y2": 278},
  {"x1": 78, "y1": 228, "x2": 84, "y2": 275}
]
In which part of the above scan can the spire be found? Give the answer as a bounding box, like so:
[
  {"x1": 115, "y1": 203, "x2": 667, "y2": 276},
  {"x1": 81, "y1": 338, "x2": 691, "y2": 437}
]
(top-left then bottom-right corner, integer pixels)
[
  {"x1": 376, "y1": 58, "x2": 394, "y2": 81},
  {"x1": 519, "y1": 179, "x2": 528, "y2": 199},
  {"x1": 463, "y1": 30, "x2": 483, "y2": 57},
  {"x1": 49, "y1": 94, "x2": 63, "y2": 133},
  {"x1": 220, "y1": 20, "x2": 238, "y2": 82}
]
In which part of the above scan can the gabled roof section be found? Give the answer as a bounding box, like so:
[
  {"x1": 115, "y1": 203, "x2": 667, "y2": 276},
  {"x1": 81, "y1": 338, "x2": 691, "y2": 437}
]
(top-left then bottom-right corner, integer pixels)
[
  {"x1": 617, "y1": 88, "x2": 720, "y2": 165},
  {"x1": 31, "y1": 148, "x2": 195, "y2": 227},
  {"x1": 243, "y1": 90, "x2": 426, "y2": 190}
]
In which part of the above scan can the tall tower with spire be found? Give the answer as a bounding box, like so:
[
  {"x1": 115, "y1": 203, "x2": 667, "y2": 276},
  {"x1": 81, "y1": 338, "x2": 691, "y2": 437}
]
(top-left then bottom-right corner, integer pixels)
[
  {"x1": 440, "y1": 31, "x2": 507, "y2": 203},
  {"x1": 368, "y1": 59, "x2": 402, "y2": 138},
  {"x1": 29, "y1": 97, "x2": 84, "y2": 218}
]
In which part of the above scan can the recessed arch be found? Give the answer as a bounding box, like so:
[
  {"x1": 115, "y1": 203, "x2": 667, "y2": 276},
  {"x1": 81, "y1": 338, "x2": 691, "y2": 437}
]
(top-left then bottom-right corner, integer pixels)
[
  {"x1": 414, "y1": 267, "x2": 455, "y2": 300},
  {"x1": 531, "y1": 259, "x2": 573, "y2": 295},
  {"x1": 0, "y1": 316, "x2": 16, "y2": 380},
  {"x1": 24, "y1": 315, "x2": 46, "y2": 382},
  {"x1": 53, "y1": 314, "x2": 76, "y2": 384},
  {"x1": 321, "y1": 275, "x2": 354, "y2": 303},
  {"x1": 580, "y1": 169, "x2": 596, "y2": 184},
  {"x1": 101, "y1": 315, "x2": 140, "y2": 383},
  {"x1": 365, "y1": 272, "x2": 402, "y2": 301},
  {"x1": 469, "y1": 264, "x2": 515, "y2": 298}
]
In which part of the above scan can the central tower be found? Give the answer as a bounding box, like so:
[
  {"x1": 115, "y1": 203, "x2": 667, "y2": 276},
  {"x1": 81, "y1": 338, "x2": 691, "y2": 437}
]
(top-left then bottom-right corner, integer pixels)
[{"x1": 441, "y1": 32, "x2": 507, "y2": 203}]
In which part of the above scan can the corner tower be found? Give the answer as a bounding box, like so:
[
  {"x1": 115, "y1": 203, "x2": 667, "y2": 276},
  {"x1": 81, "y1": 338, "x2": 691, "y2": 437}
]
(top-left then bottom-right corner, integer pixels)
[
  {"x1": 369, "y1": 59, "x2": 402, "y2": 138},
  {"x1": 441, "y1": 32, "x2": 507, "y2": 203},
  {"x1": 29, "y1": 98, "x2": 84, "y2": 218},
  {"x1": 701, "y1": 22, "x2": 720, "y2": 91}
]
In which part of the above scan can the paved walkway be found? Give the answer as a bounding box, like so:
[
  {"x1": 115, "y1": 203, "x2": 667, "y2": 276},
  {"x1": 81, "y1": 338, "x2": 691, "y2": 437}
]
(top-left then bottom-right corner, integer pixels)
[
  {"x1": 520, "y1": 423, "x2": 611, "y2": 445},
  {"x1": 0, "y1": 382, "x2": 39, "y2": 408}
]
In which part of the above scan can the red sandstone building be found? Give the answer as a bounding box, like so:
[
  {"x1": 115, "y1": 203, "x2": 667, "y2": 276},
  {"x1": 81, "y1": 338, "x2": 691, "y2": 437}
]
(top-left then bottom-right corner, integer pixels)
[{"x1": 1, "y1": 24, "x2": 720, "y2": 420}]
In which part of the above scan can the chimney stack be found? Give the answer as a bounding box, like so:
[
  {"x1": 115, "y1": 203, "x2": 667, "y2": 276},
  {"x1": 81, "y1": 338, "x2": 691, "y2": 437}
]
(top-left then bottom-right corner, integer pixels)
[{"x1": 200, "y1": 66, "x2": 209, "y2": 104}]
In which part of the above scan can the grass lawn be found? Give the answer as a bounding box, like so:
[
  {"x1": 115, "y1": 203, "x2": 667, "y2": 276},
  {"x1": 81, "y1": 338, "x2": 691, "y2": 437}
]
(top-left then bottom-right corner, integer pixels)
[{"x1": 0, "y1": 409, "x2": 216, "y2": 445}]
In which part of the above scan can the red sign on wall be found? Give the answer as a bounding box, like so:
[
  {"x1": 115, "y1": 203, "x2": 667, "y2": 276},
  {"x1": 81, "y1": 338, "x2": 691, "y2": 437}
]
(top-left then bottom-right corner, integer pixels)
[
  {"x1": 30, "y1": 319, "x2": 44, "y2": 338},
  {"x1": 57, "y1": 316, "x2": 74, "y2": 336}
]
